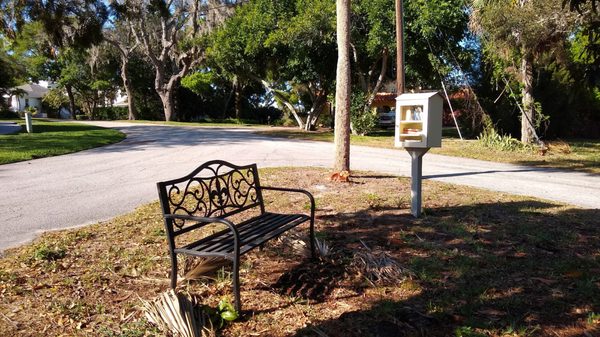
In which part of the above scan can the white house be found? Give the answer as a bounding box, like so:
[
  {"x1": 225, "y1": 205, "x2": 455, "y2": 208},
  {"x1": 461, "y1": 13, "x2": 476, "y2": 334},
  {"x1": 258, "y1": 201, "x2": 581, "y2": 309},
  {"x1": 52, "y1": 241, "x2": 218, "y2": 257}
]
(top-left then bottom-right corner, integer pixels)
[
  {"x1": 107, "y1": 89, "x2": 129, "y2": 108},
  {"x1": 9, "y1": 82, "x2": 50, "y2": 117},
  {"x1": 6, "y1": 81, "x2": 128, "y2": 119}
]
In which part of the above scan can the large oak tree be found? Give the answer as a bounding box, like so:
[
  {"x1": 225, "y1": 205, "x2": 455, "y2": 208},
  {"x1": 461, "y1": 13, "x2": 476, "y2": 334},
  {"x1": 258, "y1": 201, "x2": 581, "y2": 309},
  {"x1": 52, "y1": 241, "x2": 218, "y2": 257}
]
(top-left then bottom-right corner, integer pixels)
[
  {"x1": 471, "y1": 0, "x2": 575, "y2": 143},
  {"x1": 112, "y1": 0, "x2": 238, "y2": 121}
]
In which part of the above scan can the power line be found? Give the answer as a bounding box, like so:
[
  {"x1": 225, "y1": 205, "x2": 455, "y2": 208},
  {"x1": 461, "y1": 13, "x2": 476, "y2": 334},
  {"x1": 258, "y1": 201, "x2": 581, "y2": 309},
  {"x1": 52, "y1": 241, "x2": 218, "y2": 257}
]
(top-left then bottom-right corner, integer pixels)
[{"x1": 424, "y1": 36, "x2": 463, "y2": 140}]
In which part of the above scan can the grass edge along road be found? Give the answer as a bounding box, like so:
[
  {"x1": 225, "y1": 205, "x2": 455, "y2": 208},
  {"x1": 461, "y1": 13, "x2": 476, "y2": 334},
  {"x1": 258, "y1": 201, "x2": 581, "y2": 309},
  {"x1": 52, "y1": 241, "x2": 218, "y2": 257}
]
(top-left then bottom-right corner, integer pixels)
[
  {"x1": 0, "y1": 119, "x2": 126, "y2": 165},
  {"x1": 115, "y1": 118, "x2": 264, "y2": 128},
  {"x1": 0, "y1": 167, "x2": 598, "y2": 336},
  {"x1": 256, "y1": 128, "x2": 600, "y2": 175}
]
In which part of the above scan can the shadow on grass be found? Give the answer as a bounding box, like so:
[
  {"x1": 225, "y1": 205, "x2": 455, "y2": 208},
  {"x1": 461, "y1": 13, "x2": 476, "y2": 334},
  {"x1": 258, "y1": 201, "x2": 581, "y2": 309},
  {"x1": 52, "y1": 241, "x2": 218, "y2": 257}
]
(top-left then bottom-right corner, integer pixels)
[
  {"x1": 515, "y1": 158, "x2": 600, "y2": 175},
  {"x1": 514, "y1": 140, "x2": 600, "y2": 175},
  {"x1": 7, "y1": 120, "x2": 107, "y2": 133},
  {"x1": 28, "y1": 123, "x2": 106, "y2": 133},
  {"x1": 290, "y1": 201, "x2": 600, "y2": 337},
  {"x1": 0, "y1": 121, "x2": 125, "y2": 164}
]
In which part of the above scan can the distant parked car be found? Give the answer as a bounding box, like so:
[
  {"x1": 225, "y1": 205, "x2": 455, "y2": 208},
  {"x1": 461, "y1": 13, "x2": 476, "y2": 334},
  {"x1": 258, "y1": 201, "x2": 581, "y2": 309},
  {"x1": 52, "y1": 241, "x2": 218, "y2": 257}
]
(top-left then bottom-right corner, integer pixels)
[{"x1": 378, "y1": 108, "x2": 396, "y2": 128}]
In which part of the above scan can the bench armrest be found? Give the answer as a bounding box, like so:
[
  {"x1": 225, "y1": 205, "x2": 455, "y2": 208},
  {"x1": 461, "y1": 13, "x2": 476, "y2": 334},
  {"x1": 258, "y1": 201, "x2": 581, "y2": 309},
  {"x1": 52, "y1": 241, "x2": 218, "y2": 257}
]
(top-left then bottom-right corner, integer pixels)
[
  {"x1": 163, "y1": 214, "x2": 241, "y2": 245},
  {"x1": 260, "y1": 186, "x2": 315, "y2": 215}
]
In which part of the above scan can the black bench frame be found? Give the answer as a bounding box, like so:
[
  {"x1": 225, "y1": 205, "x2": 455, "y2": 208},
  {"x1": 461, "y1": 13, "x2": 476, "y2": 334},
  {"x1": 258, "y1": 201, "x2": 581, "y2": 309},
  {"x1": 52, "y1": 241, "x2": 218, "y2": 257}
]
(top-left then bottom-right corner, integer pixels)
[{"x1": 157, "y1": 160, "x2": 315, "y2": 312}]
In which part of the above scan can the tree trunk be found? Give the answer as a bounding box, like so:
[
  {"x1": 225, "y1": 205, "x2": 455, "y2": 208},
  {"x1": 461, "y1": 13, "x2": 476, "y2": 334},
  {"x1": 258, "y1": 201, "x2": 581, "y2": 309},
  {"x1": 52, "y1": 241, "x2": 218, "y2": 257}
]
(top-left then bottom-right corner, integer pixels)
[
  {"x1": 65, "y1": 84, "x2": 76, "y2": 119},
  {"x1": 282, "y1": 100, "x2": 305, "y2": 129},
  {"x1": 223, "y1": 78, "x2": 236, "y2": 118},
  {"x1": 158, "y1": 89, "x2": 175, "y2": 122},
  {"x1": 121, "y1": 59, "x2": 137, "y2": 120},
  {"x1": 154, "y1": 64, "x2": 179, "y2": 122},
  {"x1": 305, "y1": 91, "x2": 327, "y2": 131},
  {"x1": 91, "y1": 96, "x2": 98, "y2": 120},
  {"x1": 365, "y1": 48, "x2": 389, "y2": 109},
  {"x1": 520, "y1": 52, "x2": 535, "y2": 144},
  {"x1": 256, "y1": 78, "x2": 305, "y2": 129},
  {"x1": 334, "y1": 0, "x2": 351, "y2": 172},
  {"x1": 234, "y1": 78, "x2": 242, "y2": 119}
]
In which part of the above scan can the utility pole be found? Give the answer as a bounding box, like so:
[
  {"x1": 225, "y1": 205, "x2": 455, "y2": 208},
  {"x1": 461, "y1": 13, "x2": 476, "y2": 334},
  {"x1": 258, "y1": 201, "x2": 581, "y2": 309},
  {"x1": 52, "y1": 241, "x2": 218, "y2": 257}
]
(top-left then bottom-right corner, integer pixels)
[{"x1": 395, "y1": 0, "x2": 405, "y2": 94}]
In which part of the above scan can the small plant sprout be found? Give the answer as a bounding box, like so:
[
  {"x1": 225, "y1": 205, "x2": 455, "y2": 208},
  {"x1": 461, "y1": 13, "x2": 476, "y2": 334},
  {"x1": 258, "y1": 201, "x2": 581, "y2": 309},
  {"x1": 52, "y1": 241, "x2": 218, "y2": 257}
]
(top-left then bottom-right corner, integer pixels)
[
  {"x1": 216, "y1": 298, "x2": 239, "y2": 323},
  {"x1": 587, "y1": 312, "x2": 600, "y2": 325},
  {"x1": 32, "y1": 243, "x2": 66, "y2": 261}
]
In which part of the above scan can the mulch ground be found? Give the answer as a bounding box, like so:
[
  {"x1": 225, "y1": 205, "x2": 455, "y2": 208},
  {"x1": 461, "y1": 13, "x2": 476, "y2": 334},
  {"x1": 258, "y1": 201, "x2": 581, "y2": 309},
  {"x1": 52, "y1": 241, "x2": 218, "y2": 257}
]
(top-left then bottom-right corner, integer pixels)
[{"x1": 1, "y1": 168, "x2": 598, "y2": 337}]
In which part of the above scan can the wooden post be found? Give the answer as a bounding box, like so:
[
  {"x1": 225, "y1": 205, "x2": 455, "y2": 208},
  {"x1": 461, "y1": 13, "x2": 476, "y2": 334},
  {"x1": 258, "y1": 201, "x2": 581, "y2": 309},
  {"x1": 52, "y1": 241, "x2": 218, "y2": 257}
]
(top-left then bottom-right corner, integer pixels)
[{"x1": 395, "y1": 0, "x2": 405, "y2": 94}]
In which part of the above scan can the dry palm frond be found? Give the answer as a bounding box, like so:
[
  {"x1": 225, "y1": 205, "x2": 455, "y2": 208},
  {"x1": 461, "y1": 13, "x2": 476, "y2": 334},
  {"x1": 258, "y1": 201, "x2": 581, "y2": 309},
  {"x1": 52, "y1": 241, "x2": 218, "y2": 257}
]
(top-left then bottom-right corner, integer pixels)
[
  {"x1": 275, "y1": 229, "x2": 309, "y2": 256},
  {"x1": 314, "y1": 238, "x2": 330, "y2": 258},
  {"x1": 310, "y1": 326, "x2": 330, "y2": 337},
  {"x1": 277, "y1": 231, "x2": 331, "y2": 258},
  {"x1": 181, "y1": 257, "x2": 229, "y2": 281},
  {"x1": 284, "y1": 236, "x2": 311, "y2": 257},
  {"x1": 351, "y1": 240, "x2": 413, "y2": 286},
  {"x1": 141, "y1": 289, "x2": 215, "y2": 337}
]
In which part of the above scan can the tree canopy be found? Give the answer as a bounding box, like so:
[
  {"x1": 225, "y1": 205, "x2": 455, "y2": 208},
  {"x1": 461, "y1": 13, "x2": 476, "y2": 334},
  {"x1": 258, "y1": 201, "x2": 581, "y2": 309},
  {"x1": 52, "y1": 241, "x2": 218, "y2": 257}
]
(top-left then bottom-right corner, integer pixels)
[{"x1": 0, "y1": 0, "x2": 598, "y2": 140}]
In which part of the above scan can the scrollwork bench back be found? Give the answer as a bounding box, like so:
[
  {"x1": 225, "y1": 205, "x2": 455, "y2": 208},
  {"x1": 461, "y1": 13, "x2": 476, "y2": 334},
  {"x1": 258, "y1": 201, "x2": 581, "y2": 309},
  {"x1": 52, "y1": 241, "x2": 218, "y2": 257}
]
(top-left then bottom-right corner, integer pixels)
[{"x1": 156, "y1": 160, "x2": 315, "y2": 312}]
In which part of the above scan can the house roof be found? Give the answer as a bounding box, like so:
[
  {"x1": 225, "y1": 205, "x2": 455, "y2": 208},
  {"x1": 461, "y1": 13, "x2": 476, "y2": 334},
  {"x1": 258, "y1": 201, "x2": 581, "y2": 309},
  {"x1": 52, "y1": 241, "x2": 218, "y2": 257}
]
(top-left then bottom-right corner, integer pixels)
[
  {"x1": 396, "y1": 91, "x2": 441, "y2": 101},
  {"x1": 14, "y1": 83, "x2": 49, "y2": 99},
  {"x1": 372, "y1": 92, "x2": 397, "y2": 103},
  {"x1": 371, "y1": 92, "x2": 397, "y2": 107}
]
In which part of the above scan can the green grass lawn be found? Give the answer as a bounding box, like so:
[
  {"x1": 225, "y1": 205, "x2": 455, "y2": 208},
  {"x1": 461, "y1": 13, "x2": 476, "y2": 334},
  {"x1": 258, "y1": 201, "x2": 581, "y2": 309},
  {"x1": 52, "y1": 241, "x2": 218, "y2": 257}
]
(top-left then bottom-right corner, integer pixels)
[
  {"x1": 0, "y1": 119, "x2": 126, "y2": 164},
  {"x1": 257, "y1": 128, "x2": 600, "y2": 174}
]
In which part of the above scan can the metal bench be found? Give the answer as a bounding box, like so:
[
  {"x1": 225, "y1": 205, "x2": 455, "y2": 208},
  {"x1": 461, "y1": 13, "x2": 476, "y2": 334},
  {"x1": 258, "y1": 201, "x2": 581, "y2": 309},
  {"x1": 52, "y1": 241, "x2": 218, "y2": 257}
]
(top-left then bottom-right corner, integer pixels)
[{"x1": 156, "y1": 160, "x2": 315, "y2": 312}]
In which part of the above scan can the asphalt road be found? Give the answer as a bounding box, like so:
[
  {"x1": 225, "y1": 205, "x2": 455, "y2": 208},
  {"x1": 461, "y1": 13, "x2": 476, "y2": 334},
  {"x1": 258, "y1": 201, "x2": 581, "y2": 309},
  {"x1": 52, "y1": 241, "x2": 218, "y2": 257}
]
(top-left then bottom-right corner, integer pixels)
[{"x1": 1, "y1": 121, "x2": 598, "y2": 251}]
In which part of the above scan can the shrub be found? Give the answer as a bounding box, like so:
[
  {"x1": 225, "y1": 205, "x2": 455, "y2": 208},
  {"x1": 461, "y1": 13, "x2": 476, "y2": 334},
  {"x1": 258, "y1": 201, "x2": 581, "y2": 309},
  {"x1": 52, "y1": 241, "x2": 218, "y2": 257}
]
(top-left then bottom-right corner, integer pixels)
[
  {"x1": 277, "y1": 117, "x2": 298, "y2": 127},
  {"x1": 477, "y1": 121, "x2": 532, "y2": 152},
  {"x1": 350, "y1": 91, "x2": 377, "y2": 135},
  {"x1": 0, "y1": 108, "x2": 17, "y2": 118},
  {"x1": 18, "y1": 106, "x2": 38, "y2": 118},
  {"x1": 93, "y1": 107, "x2": 128, "y2": 120},
  {"x1": 245, "y1": 106, "x2": 283, "y2": 125}
]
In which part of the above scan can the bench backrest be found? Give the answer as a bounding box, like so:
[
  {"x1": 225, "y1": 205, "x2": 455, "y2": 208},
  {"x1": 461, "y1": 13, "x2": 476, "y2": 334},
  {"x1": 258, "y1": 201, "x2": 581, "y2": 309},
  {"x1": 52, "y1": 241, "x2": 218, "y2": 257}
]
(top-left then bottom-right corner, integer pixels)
[{"x1": 157, "y1": 160, "x2": 264, "y2": 234}]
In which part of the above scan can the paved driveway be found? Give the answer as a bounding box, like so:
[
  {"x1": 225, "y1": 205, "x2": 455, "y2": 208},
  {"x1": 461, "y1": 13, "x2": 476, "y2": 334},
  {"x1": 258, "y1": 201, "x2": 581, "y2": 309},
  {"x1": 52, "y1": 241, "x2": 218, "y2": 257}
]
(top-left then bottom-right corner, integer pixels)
[
  {"x1": 1, "y1": 121, "x2": 598, "y2": 251},
  {"x1": 0, "y1": 121, "x2": 21, "y2": 135}
]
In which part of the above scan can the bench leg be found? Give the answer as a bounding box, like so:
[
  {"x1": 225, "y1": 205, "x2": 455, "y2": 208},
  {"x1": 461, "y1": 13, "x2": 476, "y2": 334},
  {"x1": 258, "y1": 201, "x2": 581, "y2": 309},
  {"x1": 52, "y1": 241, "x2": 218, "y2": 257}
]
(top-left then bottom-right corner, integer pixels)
[
  {"x1": 170, "y1": 254, "x2": 178, "y2": 289},
  {"x1": 309, "y1": 218, "x2": 316, "y2": 259},
  {"x1": 233, "y1": 256, "x2": 242, "y2": 313}
]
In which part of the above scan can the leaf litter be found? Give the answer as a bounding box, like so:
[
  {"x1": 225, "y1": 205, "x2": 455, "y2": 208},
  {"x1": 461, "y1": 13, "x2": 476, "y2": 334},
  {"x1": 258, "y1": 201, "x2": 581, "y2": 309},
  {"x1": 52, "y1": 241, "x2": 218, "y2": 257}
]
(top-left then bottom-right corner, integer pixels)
[{"x1": 0, "y1": 168, "x2": 598, "y2": 337}]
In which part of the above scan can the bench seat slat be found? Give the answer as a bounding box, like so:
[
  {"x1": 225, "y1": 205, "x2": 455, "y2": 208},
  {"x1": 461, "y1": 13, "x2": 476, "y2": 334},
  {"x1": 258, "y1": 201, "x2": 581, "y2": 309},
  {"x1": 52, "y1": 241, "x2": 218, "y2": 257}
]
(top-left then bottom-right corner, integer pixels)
[
  {"x1": 238, "y1": 215, "x2": 308, "y2": 254},
  {"x1": 197, "y1": 213, "x2": 285, "y2": 252},
  {"x1": 201, "y1": 213, "x2": 302, "y2": 253},
  {"x1": 174, "y1": 212, "x2": 309, "y2": 258},
  {"x1": 179, "y1": 213, "x2": 280, "y2": 249},
  {"x1": 176, "y1": 213, "x2": 281, "y2": 253}
]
